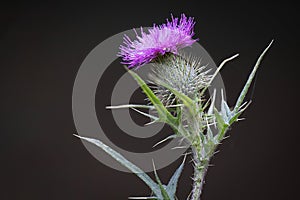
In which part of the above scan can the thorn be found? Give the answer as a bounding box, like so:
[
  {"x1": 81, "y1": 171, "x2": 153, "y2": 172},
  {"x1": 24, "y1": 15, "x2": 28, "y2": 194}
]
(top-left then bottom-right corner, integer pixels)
[
  {"x1": 73, "y1": 134, "x2": 80, "y2": 138},
  {"x1": 172, "y1": 146, "x2": 189, "y2": 150},
  {"x1": 213, "y1": 150, "x2": 220, "y2": 155}
]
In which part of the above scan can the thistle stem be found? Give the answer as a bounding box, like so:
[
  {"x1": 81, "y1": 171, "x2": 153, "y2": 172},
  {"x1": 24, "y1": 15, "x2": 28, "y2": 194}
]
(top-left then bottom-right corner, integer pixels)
[{"x1": 190, "y1": 147, "x2": 209, "y2": 200}]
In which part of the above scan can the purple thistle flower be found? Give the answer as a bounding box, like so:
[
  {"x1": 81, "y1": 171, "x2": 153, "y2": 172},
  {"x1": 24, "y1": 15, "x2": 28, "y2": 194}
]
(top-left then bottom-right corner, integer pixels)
[{"x1": 118, "y1": 14, "x2": 198, "y2": 68}]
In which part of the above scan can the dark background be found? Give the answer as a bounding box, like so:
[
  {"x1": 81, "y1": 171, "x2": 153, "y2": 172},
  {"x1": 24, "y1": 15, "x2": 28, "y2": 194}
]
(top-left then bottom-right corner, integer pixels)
[{"x1": 1, "y1": 1, "x2": 299, "y2": 199}]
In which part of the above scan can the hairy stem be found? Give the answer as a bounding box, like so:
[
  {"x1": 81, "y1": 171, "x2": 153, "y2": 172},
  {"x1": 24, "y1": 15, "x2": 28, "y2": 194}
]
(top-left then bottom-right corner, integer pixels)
[{"x1": 190, "y1": 147, "x2": 209, "y2": 200}]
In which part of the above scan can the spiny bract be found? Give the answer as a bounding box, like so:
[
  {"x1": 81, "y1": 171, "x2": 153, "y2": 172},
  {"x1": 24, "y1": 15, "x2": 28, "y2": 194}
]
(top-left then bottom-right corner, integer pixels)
[{"x1": 148, "y1": 54, "x2": 212, "y2": 106}]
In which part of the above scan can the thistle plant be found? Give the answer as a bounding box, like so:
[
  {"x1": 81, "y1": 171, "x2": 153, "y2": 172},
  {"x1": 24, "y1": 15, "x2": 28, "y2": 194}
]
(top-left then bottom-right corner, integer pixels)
[{"x1": 75, "y1": 14, "x2": 272, "y2": 199}]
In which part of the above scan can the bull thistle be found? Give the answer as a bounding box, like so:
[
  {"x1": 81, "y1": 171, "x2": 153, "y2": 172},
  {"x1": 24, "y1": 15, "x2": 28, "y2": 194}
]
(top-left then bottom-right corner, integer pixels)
[{"x1": 75, "y1": 14, "x2": 273, "y2": 199}]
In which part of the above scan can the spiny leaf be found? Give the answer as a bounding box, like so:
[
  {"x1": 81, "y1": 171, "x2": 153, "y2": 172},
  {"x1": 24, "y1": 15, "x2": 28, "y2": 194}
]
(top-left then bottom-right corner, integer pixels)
[
  {"x1": 74, "y1": 135, "x2": 161, "y2": 197},
  {"x1": 234, "y1": 40, "x2": 273, "y2": 113},
  {"x1": 214, "y1": 108, "x2": 228, "y2": 131},
  {"x1": 221, "y1": 90, "x2": 232, "y2": 119},
  {"x1": 214, "y1": 108, "x2": 229, "y2": 142},
  {"x1": 229, "y1": 101, "x2": 251, "y2": 125},
  {"x1": 127, "y1": 70, "x2": 178, "y2": 128},
  {"x1": 166, "y1": 156, "x2": 186, "y2": 197},
  {"x1": 207, "y1": 89, "x2": 216, "y2": 115},
  {"x1": 152, "y1": 161, "x2": 171, "y2": 200}
]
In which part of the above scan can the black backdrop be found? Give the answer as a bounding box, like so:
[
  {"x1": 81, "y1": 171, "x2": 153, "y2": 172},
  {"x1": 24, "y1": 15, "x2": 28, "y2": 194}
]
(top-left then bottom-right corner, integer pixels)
[{"x1": 1, "y1": 1, "x2": 299, "y2": 199}]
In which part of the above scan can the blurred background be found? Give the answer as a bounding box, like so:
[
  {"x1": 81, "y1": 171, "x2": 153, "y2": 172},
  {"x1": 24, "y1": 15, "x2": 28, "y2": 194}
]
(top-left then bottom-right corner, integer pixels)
[{"x1": 1, "y1": 1, "x2": 299, "y2": 199}]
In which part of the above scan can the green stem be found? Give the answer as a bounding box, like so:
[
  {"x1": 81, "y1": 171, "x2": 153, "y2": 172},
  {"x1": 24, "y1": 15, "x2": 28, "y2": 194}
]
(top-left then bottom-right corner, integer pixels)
[
  {"x1": 190, "y1": 128, "x2": 228, "y2": 200},
  {"x1": 190, "y1": 147, "x2": 209, "y2": 200}
]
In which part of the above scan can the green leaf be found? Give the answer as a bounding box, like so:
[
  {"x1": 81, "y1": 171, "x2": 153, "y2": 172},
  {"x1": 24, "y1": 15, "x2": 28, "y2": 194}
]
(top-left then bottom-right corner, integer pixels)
[
  {"x1": 214, "y1": 108, "x2": 229, "y2": 142},
  {"x1": 155, "y1": 81, "x2": 197, "y2": 116},
  {"x1": 152, "y1": 162, "x2": 171, "y2": 200},
  {"x1": 74, "y1": 135, "x2": 161, "y2": 198},
  {"x1": 219, "y1": 90, "x2": 248, "y2": 126},
  {"x1": 207, "y1": 125, "x2": 218, "y2": 145},
  {"x1": 166, "y1": 156, "x2": 186, "y2": 198},
  {"x1": 220, "y1": 90, "x2": 232, "y2": 120},
  {"x1": 206, "y1": 89, "x2": 216, "y2": 115},
  {"x1": 234, "y1": 40, "x2": 273, "y2": 113},
  {"x1": 127, "y1": 70, "x2": 178, "y2": 128},
  {"x1": 219, "y1": 89, "x2": 234, "y2": 125},
  {"x1": 214, "y1": 108, "x2": 227, "y2": 131},
  {"x1": 229, "y1": 101, "x2": 251, "y2": 125}
]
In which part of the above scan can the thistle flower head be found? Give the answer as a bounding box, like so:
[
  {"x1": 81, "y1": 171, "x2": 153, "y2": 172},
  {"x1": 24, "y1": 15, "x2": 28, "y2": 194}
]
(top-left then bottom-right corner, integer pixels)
[
  {"x1": 149, "y1": 54, "x2": 212, "y2": 106},
  {"x1": 118, "y1": 14, "x2": 198, "y2": 68}
]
